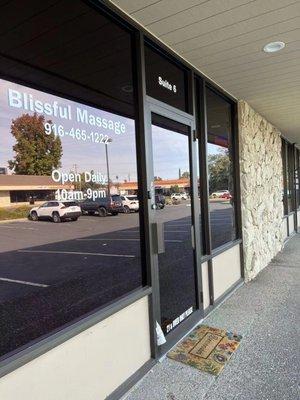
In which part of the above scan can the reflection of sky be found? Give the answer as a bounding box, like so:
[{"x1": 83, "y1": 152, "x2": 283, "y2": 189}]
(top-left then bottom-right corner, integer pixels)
[
  {"x1": 207, "y1": 143, "x2": 225, "y2": 155},
  {"x1": 0, "y1": 79, "x2": 137, "y2": 182},
  {"x1": 152, "y1": 125, "x2": 189, "y2": 180}
]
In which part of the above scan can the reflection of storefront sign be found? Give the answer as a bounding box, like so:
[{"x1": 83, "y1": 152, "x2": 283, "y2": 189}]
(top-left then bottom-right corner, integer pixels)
[
  {"x1": 166, "y1": 306, "x2": 193, "y2": 333},
  {"x1": 51, "y1": 170, "x2": 106, "y2": 185},
  {"x1": 55, "y1": 188, "x2": 106, "y2": 202},
  {"x1": 158, "y1": 76, "x2": 177, "y2": 94},
  {"x1": 52, "y1": 169, "x2": 107, "y2": 201}
]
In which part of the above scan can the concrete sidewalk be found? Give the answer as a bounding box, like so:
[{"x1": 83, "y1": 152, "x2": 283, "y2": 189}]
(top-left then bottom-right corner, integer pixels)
[{"x1": 125, "y1": 235, "x2": 300, "y2": 400}]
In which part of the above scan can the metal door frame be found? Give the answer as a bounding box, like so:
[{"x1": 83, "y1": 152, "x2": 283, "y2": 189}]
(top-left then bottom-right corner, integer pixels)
[{"x1": 144, "y1": 95, "x2": 204, "y2": 356}]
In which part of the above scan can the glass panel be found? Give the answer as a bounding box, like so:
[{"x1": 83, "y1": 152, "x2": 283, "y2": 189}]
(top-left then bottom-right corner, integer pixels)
[
  {"x1": 151, "y1": 114, "x2": 196, "y2": 334},
  {"x1": 0, "y1": 0, "x2": 135, "y2": 119},
  {"x1": 206, "y1": 88, "x2": 236, "y2": 249},
  {"x1": 0, "y1": 77, "x2": 142, "y2": 359},
  {"x1": 296, "y1": 149, "x2": 300, "y2": 209},
  {"x1": 281, "y1": 139, "x2": 288, "y2": 215},
  {"x1": 287, "y1": 143, "x2": 294, "y2": 212},
  {"x1": 145, "y1": 45, "x2": 188, "y2": 112}
]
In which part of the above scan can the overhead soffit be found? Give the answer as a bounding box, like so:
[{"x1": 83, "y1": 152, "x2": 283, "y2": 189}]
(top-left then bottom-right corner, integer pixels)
[{"x1": 111, "y1": 0, "x2": 300, "y2": 145}]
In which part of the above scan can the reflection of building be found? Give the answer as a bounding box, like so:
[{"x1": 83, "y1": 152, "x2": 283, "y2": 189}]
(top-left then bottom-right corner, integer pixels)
[
  {"x1": 117, "y1": 178, "x2": 190, "y2": 195},
  {"x1": 0, "y1": 175, "x2": 74, "y2": 207},
  {"x1": 154, "y1": 178, "x2": 190, "y2": 195}
]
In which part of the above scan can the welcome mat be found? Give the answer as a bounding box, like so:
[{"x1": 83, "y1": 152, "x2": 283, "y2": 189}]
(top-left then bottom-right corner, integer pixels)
[{"x1": 168, "y1": 325, "x2": 242, "y2": 376}]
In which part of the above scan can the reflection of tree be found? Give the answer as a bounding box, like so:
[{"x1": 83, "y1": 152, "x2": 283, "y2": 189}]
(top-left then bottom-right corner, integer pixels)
[
  {"x1": 8, "y1": 113, "x2": 62, "y2": 175},
  {"x1": 208, "y1": 149, "x2": 231, "y2": 193},
  {"x1": 180, "y1": 171, "x2": 190, "y2": 178},
  {"x1": 170, "y1": 185, "x2": 180, "y2": 194}
]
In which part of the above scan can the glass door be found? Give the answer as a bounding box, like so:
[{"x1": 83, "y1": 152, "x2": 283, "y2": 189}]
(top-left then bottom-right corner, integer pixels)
[{"x1": 150, "y1": 112, "x2": 198, "y2": 337}]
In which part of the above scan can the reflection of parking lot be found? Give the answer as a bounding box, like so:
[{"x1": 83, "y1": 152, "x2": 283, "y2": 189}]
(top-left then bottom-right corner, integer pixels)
[
  {"x1": 209, "y1": 201, "x2": 235, "y2": 248},
  {"x1": 0, "y1": 206, "x2": 192, "y2": 300},
  {"x1": 0, "y1": 201, "x2": 234, "y2": 357},
  {"x1": 0, "y1": 207, "x2": 193, "y2": 356},
  {"x1": 0, "y1": 213, "x2": 143, "y2": 357}
]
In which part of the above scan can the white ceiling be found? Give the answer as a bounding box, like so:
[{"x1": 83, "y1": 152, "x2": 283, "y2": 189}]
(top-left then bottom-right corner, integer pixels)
[{"x1": 110, "y1": 0, "x2": 300, "y2": 144}]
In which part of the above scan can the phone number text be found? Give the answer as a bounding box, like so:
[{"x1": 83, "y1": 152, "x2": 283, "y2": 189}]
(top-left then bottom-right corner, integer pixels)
[{"x1": 45, "y1": 122, "x2": 111, "y2": 144}]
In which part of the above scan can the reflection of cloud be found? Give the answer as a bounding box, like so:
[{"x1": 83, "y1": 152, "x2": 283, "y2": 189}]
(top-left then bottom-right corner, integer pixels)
[{"x1": 0, "y1": 79, "x2": 137, "y2": 181}]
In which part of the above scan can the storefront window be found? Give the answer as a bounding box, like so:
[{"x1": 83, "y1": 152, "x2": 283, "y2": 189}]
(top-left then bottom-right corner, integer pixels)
[
  {"x1": 281, "y1": 139, "x2": 288, "y2": 215},
  {"x1": 282, "y1": 141, "x2": 295, "y2": 213},
  {"x1": 287, "y1": 143, "x2": 295, "y2": 213},
  {"x1": 206, "y1": 87, "x2": 236, "y2": 249},
  {"x1": 0, "y1": 76, "x2": 143, "y2": 359},
  {"x1": 282, "y1": 139, "x2": 297, "y2": 214},
  {"x1": 295, "y1": 149, "x2": 300, "y2": 209},
  {"x1": 0, "y1": 1, "x2": 146, "y2": 361}
]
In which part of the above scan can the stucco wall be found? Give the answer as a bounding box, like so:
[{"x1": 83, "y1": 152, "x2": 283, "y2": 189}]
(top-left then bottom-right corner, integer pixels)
[
  {"x1": 212, "y1": 244, "x2": 241, "y2": 298},
  {"x1": 0, "y1": 191, "x2": 10, "y2": 206},
  {"x1": 239, "y1": 101, "x2": 284, "y2": 281}
]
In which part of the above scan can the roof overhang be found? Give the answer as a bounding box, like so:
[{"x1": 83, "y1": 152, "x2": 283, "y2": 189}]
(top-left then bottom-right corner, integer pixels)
[{"x1": 110, "y1": 0, "x2": 300, "y2": 145}]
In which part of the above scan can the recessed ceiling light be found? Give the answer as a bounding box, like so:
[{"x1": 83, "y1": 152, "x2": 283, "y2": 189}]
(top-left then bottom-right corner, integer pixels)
[
  {"x1": 121, "y1": 84, "x2": 133, "y2": 93},
  {"x1": 263, "y1": 41, "x2": 285, "y2": 53}
]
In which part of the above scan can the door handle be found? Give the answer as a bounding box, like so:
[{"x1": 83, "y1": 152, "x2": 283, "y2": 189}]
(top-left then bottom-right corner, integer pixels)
[
  {"x1": 152, "y1": 222, "x2": 165, "y2": 254},
  {"x1": 191, "y1": 225, "x2": 195, "y2": 250}
]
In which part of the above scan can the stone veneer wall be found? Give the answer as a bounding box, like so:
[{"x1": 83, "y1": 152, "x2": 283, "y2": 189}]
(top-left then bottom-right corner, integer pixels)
[{"x1": 239, "y1": 101, "x2": 284, "y2": 281}]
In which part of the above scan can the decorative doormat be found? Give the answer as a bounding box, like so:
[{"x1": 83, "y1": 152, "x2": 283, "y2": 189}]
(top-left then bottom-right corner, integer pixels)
[{"x1": 167, "y1": 325, "x2": 242, "y2": 376}]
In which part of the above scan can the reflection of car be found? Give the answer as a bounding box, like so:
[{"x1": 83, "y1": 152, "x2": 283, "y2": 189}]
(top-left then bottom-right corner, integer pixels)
[
  {"x1": 171, "y1": 193, "x2": 188, "y2": 200},
  {"x1": 80, "y1": 196, "x2": 123, "y2": 217},
  {"x1": 120, "y1": 195, "x2": 139, "y2": 213},
  {"x1": 220, "y1": 192, "x2": 232, "y2": 199},
  {"x1": 155, "y1": 194, "x2": 165, "y2": 209},
  {"x1": 29, "y1": 201, "x2": 81, "y2": 223},
  {"x1": 210, "y1": 190, "x2": 230, "y2": 198}
]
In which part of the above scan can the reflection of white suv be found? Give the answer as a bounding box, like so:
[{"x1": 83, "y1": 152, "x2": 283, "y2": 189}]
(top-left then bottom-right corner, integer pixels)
[
  {"x1": 171, "y1": 193, "x2": 188, "y2": 200},
  {"x1": 120, "y1": 195, "x2": 139, "y2": 213},
  {"x1": 29, "y1": 201, "x2": 81, "y2": 223}
]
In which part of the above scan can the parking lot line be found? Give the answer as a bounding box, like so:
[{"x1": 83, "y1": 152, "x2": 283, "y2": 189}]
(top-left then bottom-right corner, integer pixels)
[
  {"x1": 0, "y1": 277, "x2": 49, "y2": 288},
  {"x1": 0, "y1": 225, "x2": 37, "y2": 230},
  {"x1": 166, "y1": 223, "x2": 191, "y2": 226},
  {"x1": 164, "y1": 230, "x2": 189, "y2": 233},
  {"x1": 18, "y1": 250, "x2": 135, "y2": 258},
  {"x1": 119, "y1": 230, "x2": 189, "y2": 233},
  {"x1": 118, "y1": 230, "x2": 140, "y2": 233},
  {"x1": 76, "y1": 238, "x2": 183, "y2": 243}
]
